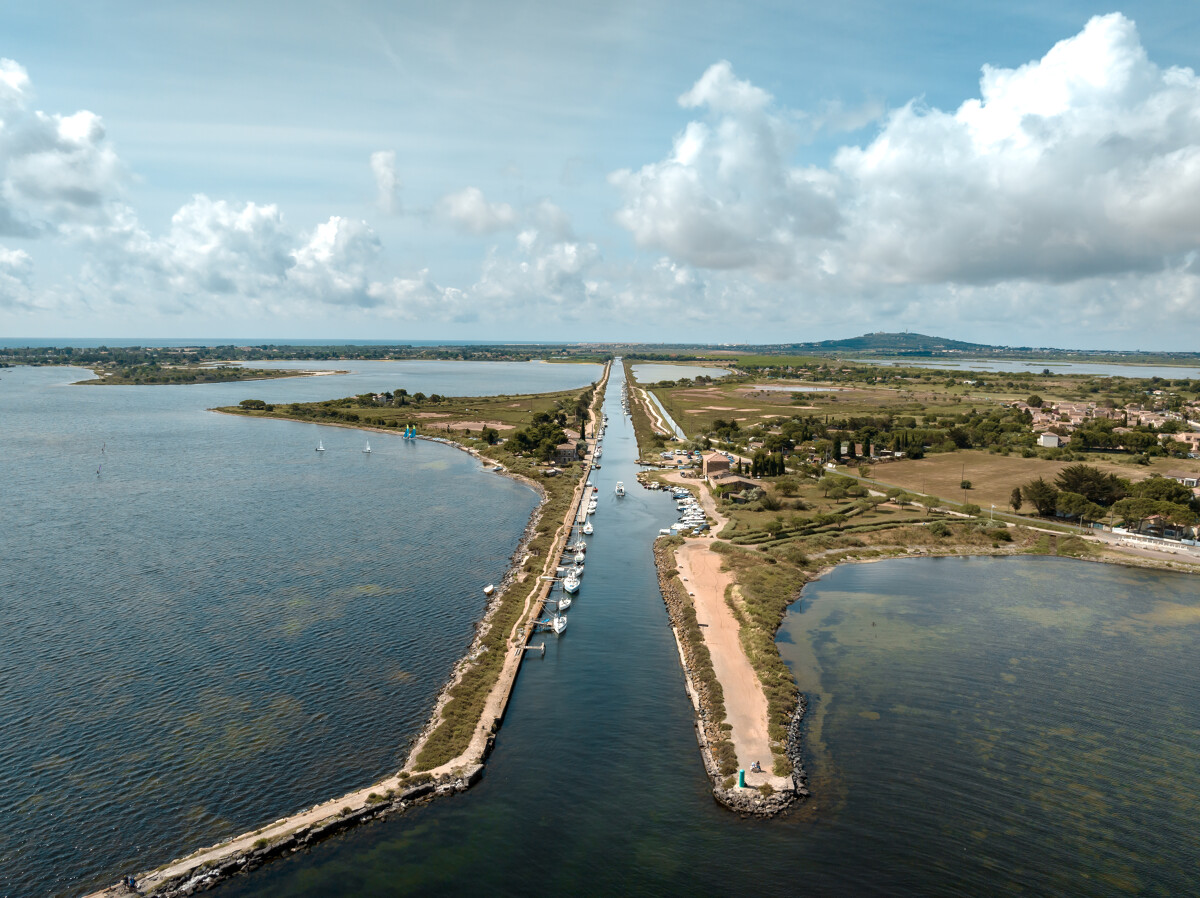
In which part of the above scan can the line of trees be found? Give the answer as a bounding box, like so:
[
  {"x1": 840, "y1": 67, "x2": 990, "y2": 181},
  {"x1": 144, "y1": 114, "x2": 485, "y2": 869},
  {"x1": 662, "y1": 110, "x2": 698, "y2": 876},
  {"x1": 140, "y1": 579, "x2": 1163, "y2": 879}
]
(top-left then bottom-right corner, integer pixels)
[{"x1": 1016, "y1": 464, "x2": 1198, "y2": 530}]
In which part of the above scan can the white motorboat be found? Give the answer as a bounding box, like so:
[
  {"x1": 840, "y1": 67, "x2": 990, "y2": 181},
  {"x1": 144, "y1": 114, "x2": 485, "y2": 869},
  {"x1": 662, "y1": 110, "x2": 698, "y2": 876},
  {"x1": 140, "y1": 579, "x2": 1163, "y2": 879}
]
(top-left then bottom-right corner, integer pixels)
[
  {"x1": 552, "y1": 614, "x2": 567, "y2": 635},
  {"x1": 558, "y1": 595, "x2": 572, "y2": 612},
  {"x1": 563, "y1": 574, "x2": 580, "y2": 594},
  {"x1": 615, "y1": 481, "x2": 625, "y2": 496},
  {"x1": 483, "y1": 584, "x2": 495, "y2": 596},
  {"x1": 316, "y1": 440, "x2": 325, "y2": 452},
  {"x1": 582, "y1": 521, "x2": 594, "y2": 535}
]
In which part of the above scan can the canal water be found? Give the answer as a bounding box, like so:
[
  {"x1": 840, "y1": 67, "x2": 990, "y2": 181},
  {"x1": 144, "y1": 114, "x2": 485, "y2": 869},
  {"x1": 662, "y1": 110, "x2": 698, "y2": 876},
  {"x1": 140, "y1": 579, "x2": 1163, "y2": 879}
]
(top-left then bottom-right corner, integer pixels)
[
  {"x1": 219, "y1": 364, "x2": 1200, "y2": 897},
  {"x1": 0, "y1": 362, "x2": 597, "y2": 897}
]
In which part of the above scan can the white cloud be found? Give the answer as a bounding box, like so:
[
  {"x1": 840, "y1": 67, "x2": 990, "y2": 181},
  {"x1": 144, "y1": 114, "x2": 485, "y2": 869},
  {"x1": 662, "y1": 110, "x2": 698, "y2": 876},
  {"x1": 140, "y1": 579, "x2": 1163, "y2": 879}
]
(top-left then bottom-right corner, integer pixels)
[
  {"x1": 610, "y1": 60, "x2": 840, "y2": 278},
  {"x1": 435, "y1": 186, "x2": 517, "y2": 234},
  {"x1": 0, "y1": 59, "x2": 123, "y2": 236},
  {"x1": 290, "y1": 215, "x2": 381, "y2": 306},
  {"x1": 0, "y1": 244, "x2": 32, "y2": 307},
  {"x1": 613, "y1": 15, "x2": 1200, "y2": 299},
  {"x1": 370, "y1": 150, "x2": 400, "y2": 214}
]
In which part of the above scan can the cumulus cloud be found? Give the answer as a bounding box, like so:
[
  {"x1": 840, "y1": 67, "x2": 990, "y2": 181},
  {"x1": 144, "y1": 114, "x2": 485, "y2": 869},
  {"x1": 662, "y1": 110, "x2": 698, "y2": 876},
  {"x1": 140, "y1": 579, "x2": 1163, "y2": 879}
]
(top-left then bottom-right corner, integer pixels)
[
  {"x1": 0, "y1": 58, "x2": 123, "y2": 236},
  {"x1": 290, "y1": 215, "x2": 381, "y2": 305},
  {"x1": 435, "y1": 186, "x2": 517, "y2": 234},
  {"x1": 611, "y1": 60, "x2": 840, "y2": 278},
  {"x1": 370, "y1": 150, "x2": 400, "y2": 214},
  {"x1": 0, "y1": 244, "x2": 32, "y2": 307},
  {"x1": 613, "y1": 15, "x2": 1200, "y2": 295}
]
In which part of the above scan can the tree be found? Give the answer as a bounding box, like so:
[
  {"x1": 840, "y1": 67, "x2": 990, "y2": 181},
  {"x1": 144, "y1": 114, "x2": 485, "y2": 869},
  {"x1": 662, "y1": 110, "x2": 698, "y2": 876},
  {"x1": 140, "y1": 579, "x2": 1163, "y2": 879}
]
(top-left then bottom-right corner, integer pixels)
[
  {"x1": 776, "y1": 477, "x2": 799, "y2": 497},
  {"x1": 1021, "y1": 477, "x2": 1059, "y2": 516},
  {"x1": 480, "y1": 427, "x2": 499, "y2": 445},
  {"x1": 239, "y1": 398, "x2": 267, "y2": 410},
  {"x1": 1009, "y1": 486, "x2": 1023, "y2": 512},
  {"x1": 1129, "y1": 475, "x2": 1195, "y2": 506},
  {"x1": 1054, "y1": 464, "x2": 1127, "y2": 506},
  {"x1": 962, "y1": 503, "x2": 981, "y2": 516},
  {"x1": 1027, "y1": 395, "x2": 1043, "y2": 408}
]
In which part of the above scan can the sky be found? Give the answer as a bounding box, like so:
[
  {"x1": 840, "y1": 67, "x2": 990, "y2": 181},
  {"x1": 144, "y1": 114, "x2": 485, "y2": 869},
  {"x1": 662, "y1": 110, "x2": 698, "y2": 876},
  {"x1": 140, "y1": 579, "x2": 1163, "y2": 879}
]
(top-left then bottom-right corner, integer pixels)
[{"x1": 3, "y1": 1, "x2": 1200, "y2": 349}]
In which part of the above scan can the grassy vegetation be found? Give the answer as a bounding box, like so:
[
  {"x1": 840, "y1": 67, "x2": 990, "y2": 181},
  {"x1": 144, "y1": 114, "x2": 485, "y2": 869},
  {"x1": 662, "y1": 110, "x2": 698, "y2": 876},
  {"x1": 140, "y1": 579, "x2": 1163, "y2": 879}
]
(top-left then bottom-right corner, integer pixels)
[
  {"x1": 220, "y1": 368, "x2": 608, "y2": 772},
  {"x1": 220, "y1": 384, "x2": 600, "y2": 445},
  {"x1": 80, "y1": 364, "x2": 307, "y2": 385},
  {"x1": 624, "y1": 359, "x2": 675, "y2": 459}
]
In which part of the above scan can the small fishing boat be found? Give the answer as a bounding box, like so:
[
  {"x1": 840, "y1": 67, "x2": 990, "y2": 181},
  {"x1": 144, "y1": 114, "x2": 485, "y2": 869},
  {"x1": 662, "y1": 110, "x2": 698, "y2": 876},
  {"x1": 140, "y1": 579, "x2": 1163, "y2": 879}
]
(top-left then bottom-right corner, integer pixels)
[
  {"x1": 615, "y1": 481, "x2": 625, "y2": 496},
  {"x1": 582, "y1": 521, "x2": 594, "y2": 535},
  {"x1": 483, "y1": 584, "x2": 495, "y2": 596},
  {"x1": 316, "y1": 440, "x2": 325, "y2": 452},
  {"x1": 363, "y1": 440, "x2": 372, "y2": 454}
]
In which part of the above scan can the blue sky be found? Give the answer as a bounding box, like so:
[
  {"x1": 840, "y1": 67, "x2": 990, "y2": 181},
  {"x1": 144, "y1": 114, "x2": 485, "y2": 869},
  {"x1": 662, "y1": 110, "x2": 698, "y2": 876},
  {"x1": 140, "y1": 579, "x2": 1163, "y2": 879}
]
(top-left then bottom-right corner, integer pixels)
[{"x1": 2, "y1": 1, "x2": 1199, "y2": 348}]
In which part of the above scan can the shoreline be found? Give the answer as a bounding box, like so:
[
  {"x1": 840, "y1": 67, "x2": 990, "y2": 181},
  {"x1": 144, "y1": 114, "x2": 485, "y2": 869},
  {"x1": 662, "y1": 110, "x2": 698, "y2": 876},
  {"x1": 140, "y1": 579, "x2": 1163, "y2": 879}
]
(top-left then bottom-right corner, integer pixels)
[
  {"x1": 646, "y1": 480, "x2": 1200, "y2": 822},
  {"x1": 87, "y1": 362, "x2": 610, "y2": 898}
]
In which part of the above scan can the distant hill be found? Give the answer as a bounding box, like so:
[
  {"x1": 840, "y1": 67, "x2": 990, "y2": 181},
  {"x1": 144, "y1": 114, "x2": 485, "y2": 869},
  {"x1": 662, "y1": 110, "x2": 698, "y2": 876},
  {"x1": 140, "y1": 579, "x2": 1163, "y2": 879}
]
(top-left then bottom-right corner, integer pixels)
[{"x1": 785, "y1": 332, "x2": 997, "y2": 353}]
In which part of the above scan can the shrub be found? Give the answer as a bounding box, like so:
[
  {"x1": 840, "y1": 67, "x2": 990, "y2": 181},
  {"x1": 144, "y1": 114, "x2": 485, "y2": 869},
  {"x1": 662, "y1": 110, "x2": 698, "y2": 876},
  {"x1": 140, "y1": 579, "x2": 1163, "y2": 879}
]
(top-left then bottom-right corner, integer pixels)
[{"x1": 252, "y1": 838, "x2": 269, "y2": 850}]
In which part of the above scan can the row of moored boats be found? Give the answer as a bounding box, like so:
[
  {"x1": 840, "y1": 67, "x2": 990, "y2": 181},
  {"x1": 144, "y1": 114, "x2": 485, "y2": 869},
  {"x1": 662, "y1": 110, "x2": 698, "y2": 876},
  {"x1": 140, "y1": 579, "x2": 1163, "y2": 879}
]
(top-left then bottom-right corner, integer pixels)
[{"x1": 534, "y1": 409, "x2": 623, "y2": 636}]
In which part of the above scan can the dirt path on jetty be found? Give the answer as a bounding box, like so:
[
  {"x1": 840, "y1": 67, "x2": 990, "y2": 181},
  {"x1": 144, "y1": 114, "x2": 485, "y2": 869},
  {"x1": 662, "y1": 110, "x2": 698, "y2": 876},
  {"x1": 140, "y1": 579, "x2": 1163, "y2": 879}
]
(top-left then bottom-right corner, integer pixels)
[{"x1": 674, "y1": 541, "x2": 790, "y2": 792}]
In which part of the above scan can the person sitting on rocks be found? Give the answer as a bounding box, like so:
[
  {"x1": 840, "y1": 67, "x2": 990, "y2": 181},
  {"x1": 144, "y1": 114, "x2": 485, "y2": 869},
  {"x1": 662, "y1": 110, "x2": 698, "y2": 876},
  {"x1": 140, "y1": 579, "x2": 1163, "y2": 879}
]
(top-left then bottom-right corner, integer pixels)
[{"x1": 751, "y1": 761, "x2": 762, "y2": 773}]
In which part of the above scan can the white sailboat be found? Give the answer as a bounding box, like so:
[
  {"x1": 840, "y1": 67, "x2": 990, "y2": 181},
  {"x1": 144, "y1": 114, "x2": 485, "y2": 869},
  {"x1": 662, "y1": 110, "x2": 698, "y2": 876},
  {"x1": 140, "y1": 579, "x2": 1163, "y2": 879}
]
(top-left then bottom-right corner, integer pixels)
[
  {"x1": 563, "y1": 573, "x2": 580, "y2": 594},
  {"x1": 582, "y1": 521, "x2": 594, "y2": 535},
  {"x1": 316, "y1": 440, "x2": 325, "y2": 452},
  {"x1": 552, "y1": 614, "x2": 568, "y2": 635},
  {"x1": 363, "y1": 440, "x2": 372, "y2": 454}
]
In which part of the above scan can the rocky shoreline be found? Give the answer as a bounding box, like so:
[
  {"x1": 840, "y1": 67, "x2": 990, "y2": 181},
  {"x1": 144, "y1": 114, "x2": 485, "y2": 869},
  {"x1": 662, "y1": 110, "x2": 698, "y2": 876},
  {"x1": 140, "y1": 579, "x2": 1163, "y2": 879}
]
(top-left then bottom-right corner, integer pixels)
[
  {"x1": 115, "y1": 770, "x2": 482, "y2": 898},
  {"x1": 651, "y1": 540, "x2": 806, "y2": 818}
]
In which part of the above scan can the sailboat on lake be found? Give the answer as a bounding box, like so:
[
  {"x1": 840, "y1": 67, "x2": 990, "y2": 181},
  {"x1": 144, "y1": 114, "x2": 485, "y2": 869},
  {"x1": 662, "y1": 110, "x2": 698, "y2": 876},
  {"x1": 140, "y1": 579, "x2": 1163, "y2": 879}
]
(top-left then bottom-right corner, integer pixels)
[
  {"x1": 316, "y1": 440, "x2": 325, "y2": 452},
  {"x1": 363, "y1": 440, "x2": 372, "y2": 454}
]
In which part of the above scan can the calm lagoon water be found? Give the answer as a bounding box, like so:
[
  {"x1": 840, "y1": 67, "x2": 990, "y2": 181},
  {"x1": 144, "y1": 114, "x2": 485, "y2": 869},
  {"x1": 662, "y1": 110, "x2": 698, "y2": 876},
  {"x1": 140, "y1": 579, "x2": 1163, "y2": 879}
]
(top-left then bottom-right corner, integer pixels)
[
  {"x1": 221, "y1": 366, "x2": 1200, "y2": 897},
  {"x1": 0, "y1": 361, "x2": 597, "y2": 897},
  {"x1": 631, "y1": 363, "x2": 730, "y2": 382}
]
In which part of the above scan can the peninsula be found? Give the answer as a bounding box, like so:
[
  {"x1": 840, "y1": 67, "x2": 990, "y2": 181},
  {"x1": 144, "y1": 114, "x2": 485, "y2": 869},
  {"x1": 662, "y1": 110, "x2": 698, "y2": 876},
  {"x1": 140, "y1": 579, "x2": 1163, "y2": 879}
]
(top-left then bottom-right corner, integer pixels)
[{"x1": 87, "y1": 363, "x2": 611, "y2": 897}]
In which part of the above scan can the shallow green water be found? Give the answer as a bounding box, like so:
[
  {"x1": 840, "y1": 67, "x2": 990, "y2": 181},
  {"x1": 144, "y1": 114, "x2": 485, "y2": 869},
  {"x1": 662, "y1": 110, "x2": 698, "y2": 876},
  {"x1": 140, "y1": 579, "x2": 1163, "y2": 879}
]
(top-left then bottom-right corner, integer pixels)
[{"x1": 220, "y1": 365, "x2": 1200, "y2": 897}]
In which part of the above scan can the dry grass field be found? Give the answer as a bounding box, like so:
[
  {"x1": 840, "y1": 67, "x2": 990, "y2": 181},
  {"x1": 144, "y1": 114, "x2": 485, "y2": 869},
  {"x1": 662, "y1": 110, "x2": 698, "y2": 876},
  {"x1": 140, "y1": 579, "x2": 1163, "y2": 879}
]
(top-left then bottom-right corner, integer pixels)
[{"x1": 861, "y1": 450, "x2": 1200, "y2": 513}]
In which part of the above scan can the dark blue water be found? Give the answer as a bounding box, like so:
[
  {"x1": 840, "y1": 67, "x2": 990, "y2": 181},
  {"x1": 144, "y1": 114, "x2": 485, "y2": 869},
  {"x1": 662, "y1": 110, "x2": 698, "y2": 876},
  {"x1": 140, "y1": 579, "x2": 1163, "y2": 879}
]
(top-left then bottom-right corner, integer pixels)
[
  {"x1": 219, "y1": 363, "x2": 1200, "y2": 897},
  {"x1": 0, "y1": 362, "x2": 597, "y2": 897}
]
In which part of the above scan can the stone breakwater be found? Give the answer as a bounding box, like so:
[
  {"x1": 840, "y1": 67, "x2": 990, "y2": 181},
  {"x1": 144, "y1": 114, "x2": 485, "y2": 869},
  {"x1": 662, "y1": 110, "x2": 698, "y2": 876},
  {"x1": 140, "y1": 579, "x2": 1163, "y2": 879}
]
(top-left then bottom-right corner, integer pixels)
[
  {"x1": 101, "y1": 770, "x2": 481, "y2": 898},
  {"x1": 651, "y1": 540, "x2": 806, "y2": 817}
]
